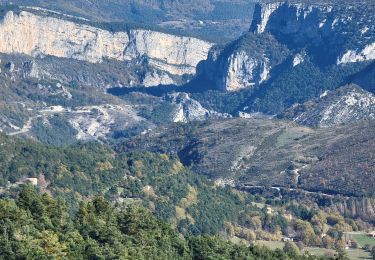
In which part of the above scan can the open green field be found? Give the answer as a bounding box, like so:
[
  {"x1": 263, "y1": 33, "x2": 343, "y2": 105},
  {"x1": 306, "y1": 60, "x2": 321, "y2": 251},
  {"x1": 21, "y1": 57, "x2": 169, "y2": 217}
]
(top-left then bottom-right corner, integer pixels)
[
  {"x1": 256, "y1": 240, "x2": 335, "y2": 256},
  {"x1": 256, "y1": 240, "x2": 284, "y2": 250},
  {"x1": 346, "y1": 249, "x2": 371, "y2": 260},
  {"x1": 350, "y1": 233, "x2": 375, "y2": 248}
]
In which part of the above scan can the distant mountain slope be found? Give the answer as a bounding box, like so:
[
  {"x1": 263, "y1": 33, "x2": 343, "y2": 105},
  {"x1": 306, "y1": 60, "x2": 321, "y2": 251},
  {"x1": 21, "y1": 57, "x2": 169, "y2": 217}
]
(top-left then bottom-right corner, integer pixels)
[
  {"x1": 250, "y1": 0, "x2": 375, "y2": 64},
  {"x1": 0, "y1": 1, "x2": 254, "y2": 42},
  {"x1": 119, "y1": 118, "x2": 375, "y2": 198},
  {"x1": 280, "y1": 85, "x2": 375, "y2": 127},
  {"x1": 0, "y1": 52, "x2": 229, "y2": 144},
  {"x1": 198, "y1": 0, "x2": 375, "y2": 115}
]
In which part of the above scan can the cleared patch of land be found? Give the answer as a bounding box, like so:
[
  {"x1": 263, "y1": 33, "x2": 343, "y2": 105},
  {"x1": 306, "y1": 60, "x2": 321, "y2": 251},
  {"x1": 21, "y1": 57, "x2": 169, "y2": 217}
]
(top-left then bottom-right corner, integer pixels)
[
  {"x1": 347, "y1": 249, "x2": 371, "y2": 260},
  {"x1": 257, "y1": 240, "x2": 335, "y2": 256},
  {"x1": 351, "y1": 233, "x2": 375, "y2": 247},
  {"x1": 257, "y1": 240, "x2": 372, "y2": 259}
]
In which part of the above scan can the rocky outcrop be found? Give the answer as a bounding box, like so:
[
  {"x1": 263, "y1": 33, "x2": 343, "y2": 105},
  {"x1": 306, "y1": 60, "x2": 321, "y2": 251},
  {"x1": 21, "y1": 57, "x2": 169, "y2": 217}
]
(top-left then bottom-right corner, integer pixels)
[
  {"x1": 0, "y1": 10, "x2": 213, "y2": 87},
  {"x1": 221, "y1": 51, "x2": 270, "y2": 92},
  {"x1": 200, "y1": 1, "x2": 375, "y2": 94},
  {"x1": 250, "y1": 1, "x2": 375, "y2": 64},
  {"x1": 201, "y1": 33, "x2": 289, "y2": 92},
  {"x1": 337, "y1": 43, "x2": 375, "y2": 65},
  {"x1": 22, "y1": 60, "x2": 39, "y2": 78},
  {"x1": 165, "y1": 92, "x2": 229, "y2": 122},
  {"x1": 280, "y1": 85, "x2": 375, "y2": 127}
]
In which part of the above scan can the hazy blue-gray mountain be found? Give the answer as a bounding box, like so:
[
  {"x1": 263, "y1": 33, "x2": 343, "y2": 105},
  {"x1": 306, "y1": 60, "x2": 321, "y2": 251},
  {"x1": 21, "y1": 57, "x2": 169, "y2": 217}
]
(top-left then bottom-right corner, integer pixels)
[{"x1": 198, "y1": 0, "x2": 375, "y2": 114}]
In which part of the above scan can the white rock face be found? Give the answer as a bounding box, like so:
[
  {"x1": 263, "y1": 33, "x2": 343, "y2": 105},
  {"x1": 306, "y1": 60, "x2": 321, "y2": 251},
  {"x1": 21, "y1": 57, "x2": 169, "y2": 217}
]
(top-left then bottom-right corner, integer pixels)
[
  {"x1": 125, "y1": 30, "x2": 212, "y2": 76},
  {"x1": 337, "y1": 42, "x2": 375, "y2": 64},
  {"x1": 283, "y1": 85, "x2": 375, "y2": 128},
  {"x1": 293, "y1": 53, "x2": 305, "y2": 67},
  {"x1": 0, "y1": 11, "x2": 129, "y2": 62},
  {"x1": 252, "y1": 2, "x2": 284, "y2": 34},
  {"x1": 251, "y1": 2, "x2": 333, "y2": 38},
  {"x1": 142, "y1": 71, "x2": 175, "y2": 87},
  {"x1": 221, "y1": 51, "x2": 269, "y2": 92},
  {"x1": 0, "y1": 11, "x2": 213, "y2": 86},
  {"x1": 166, "y1": 92, "x2": 229, "y2": 123}
]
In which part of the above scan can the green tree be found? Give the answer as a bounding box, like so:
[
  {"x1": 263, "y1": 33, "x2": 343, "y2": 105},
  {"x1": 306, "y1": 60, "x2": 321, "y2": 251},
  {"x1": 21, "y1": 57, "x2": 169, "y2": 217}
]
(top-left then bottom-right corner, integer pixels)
[{"x1": 283, "y1": 241, "x2": 300, "y2": 257}]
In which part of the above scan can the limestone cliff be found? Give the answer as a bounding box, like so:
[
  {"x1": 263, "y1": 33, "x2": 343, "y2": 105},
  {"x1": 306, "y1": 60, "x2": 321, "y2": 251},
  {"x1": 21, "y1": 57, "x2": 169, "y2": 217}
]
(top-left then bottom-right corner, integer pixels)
[
  {"x1": 0, "y1": 10, "x2": 213, "y2": 87},
  {"x1": 250, "y1": 1, "x2": 375, "y2": 64},
  {"x1": 221, "y1": 51, "x2": 270, "y2": 92},
  {"x1": 202, "y1": 1, "x2": 375, "y2": 92},
  {"x1": 201, "y1": 33, "x2": 289, "y2": 92}
]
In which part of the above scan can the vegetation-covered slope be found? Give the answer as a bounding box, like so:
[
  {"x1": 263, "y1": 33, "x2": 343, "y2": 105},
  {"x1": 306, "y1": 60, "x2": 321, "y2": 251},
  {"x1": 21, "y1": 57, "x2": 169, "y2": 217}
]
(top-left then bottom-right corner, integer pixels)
[
  {"x1": 0, "y1": 133, "x2": 278, "y2": 237},
  {"x1": 1, "y1": 133, "x2": 371, "y2": 253},
  {"x1": 280, "y1": 85, "x2": 375, "y2": 127},
  {"x1": 119, "y1": 118, "x2": 375, "y2": 198},
  {"x1": 1, "y1": 186, "x2": 320, "y2": 259}
]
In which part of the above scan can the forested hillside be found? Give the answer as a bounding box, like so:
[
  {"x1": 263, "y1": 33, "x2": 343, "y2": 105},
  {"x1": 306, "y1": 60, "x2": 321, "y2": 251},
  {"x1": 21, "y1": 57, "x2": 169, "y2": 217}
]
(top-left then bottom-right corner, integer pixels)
[
  {"x1": 0, "y1": 133, "x2": 290, "y2": 238},
  {"x1": 119, "y1": 118, "x2": 375, "y2": 198},
  {"x1": 0, "y1": 133, "x2": 371, "y2": 257},
  {"x1": 1, "y1": 185, "x2": 320, "y2": 259}
]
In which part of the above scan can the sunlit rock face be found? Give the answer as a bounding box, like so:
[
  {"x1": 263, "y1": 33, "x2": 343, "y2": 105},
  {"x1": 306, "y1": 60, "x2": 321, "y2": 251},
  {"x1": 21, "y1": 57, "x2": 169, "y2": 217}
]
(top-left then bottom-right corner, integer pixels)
[
  {"x1": 0, "y1": 10, "x2": 213, "y2": 87},
  {"x1": 220, "y1": 51, "x2": 270, "y2": 92},
  {"x1": 165, "y1": 92, "x2": 230, "y2": 123},
  {"x1": 280, "y1": 85, "x2": 375, "y2": 127},
  {"x1": 200, "y1": 32, "x2": 289, "y2": 92}
]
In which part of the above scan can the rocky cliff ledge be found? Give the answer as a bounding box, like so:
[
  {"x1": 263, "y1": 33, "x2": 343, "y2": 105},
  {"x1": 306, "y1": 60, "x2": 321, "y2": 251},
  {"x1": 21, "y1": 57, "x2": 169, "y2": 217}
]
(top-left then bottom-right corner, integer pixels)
[
  {"x1": 250, "y1": 1, "x2": 375, "y2": 64},
  {"x1": 0, "y1": 11, "x2": 213, "y2": 87}
]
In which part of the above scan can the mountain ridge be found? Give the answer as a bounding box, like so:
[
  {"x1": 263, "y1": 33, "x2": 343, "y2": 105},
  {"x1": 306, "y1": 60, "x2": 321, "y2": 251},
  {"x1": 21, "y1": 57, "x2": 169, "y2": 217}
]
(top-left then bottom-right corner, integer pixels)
[{"x1": 280, "y1": 84, "x2": 375, "y2": 127}]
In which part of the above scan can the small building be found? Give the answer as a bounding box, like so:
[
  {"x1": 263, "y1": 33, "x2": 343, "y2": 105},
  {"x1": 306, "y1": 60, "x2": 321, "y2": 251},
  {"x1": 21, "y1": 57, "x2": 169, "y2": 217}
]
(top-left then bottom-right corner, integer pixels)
[
  {"x1": 25, "y1": 178, "x2": 38, "y2": 186},
  {"x1": 281, "y1": 236, "x2": 294, "y2": 242}
]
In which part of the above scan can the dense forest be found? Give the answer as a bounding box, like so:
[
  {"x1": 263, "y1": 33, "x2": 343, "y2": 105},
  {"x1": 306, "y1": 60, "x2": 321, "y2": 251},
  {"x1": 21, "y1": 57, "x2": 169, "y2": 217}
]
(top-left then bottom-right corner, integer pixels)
[{"x1": 0, "y1": 185, "x2": 323, "y2": 259}]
